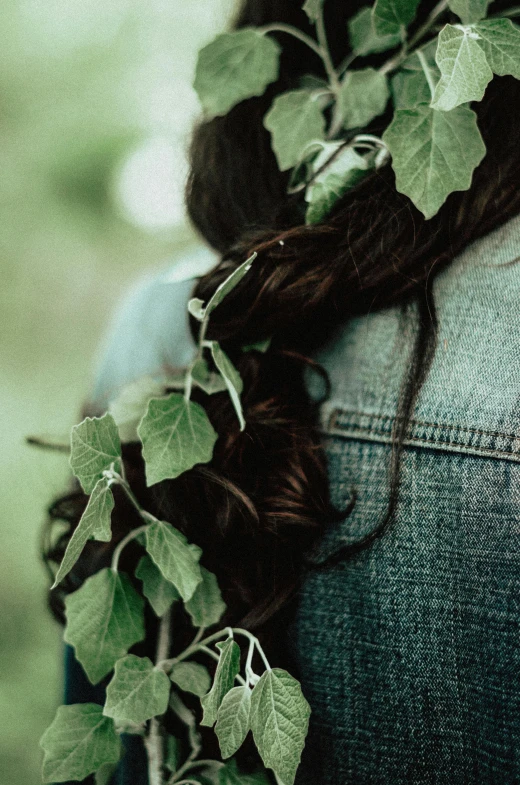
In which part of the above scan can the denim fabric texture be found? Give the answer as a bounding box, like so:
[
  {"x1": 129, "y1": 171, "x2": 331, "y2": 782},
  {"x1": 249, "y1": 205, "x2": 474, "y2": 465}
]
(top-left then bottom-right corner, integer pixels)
[{"x1": 64, "y1": 217, "x2": 520, "y2": 784}]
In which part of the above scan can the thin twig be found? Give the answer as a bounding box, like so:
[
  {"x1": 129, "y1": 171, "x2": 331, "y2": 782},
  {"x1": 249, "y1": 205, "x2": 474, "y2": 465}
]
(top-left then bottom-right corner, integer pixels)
[
  {"x1": 380, "y1": 0, "x2": 449, "y2": 76},
  {"x1": 315, "y1": 10, "x2": 341, "y2": 93},
  {"x1": 26, "y1": 436, "x2": 70, "y2": 452},
  {"x1": 260, "y1": 23, "x2": 323, "y2": 58},
  {"x1": 111, "y1": 524, "x2": 148, "y2": 572},
  {"x1": 144, "y1": 610, "x2": 172, "y2": 785}
]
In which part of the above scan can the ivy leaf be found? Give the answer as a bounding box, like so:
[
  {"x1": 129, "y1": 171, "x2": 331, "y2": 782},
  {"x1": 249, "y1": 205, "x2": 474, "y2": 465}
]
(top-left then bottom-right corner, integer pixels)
[
  {"x1": 305, "y1": 144, "x2": 370, "y2": 224},
  {"x1": 250, "y1": 669, "x2": 311, "y2": 785},
  {"x1": 383, "y1": 103, "x2": 485, "y2": 219},
  {"x1": 95, "y1": 763, "x2": 118, "y2": 785},
  {"x1": 218, "y1": 760, "x2": 272, "y2": 785},
  {"x1": 185, "y1": 566, "x2": 227, "y2": 628},
  {"x1": 448, "y1": 0, "x2": 489, "y2": 24},
  {"x1": 64, "y1": 569, "x2": 145, "y2": 684},
  {"x1": 338, "y1": 68, "x2": 389, "y2": 130},
  {"x1": 70, "y1": 413, "x2": 122, "y2": 494},
  {"x1": 200, "y1": 638, "x2": 241, "y2": 727},
  {"x1": 372, "y1": 0, "x2": 420, "y2": 37},
  {"x1": 52, "y1": 478, "x2": 113, "y2": 589},
  {"x1": 431, "y1": 24, "x2": 493, "y2": 111},
  {"x1": 170, "y1": 662, "x2": 212, "y2": 697},
  {"x1": 40, "y1": 704, "x2": 120, "y2": 783},
  {"x1": 135, "y1": 555, "x2": 180, "y2": 617},
  {"x1": 165, "y1": 735, "x2": 181, "y2": 772},
  {"x1": 138, "y1": 393, "x2": 218, "y2": 486},
  {"x1": 208, "y1": 341, "x2": 245, "y2": 431},
  {"x1": 103, "y1": 655, "x2": 171, "y2": 725},
  {"x1": 145, "y1": 520, "x2": 202, "y2": 603},
  {"x1": 194, "y1": 29, "x2": 281, "y2": 117},
  {"x1": 242, "y1": 338, "x2": 271, "y2": 354},
  {"x1": 302, "y1": 0, "x2": 323, "y2": 22},
  {"x1": 192, "y1": 253, "x2": 257, "y2": 322},
  {"x1": 391, "y1": 42, "x2": 441, "y2": 109},
  {"x1": 192, "y1": 358, "x2": 228, "y2": 395},
  {"x1": 475, "y1": 19, "x2": 520, "y2": 79},
  {"x1": 108, "y1": 377, "x2": 167, "y2": 443},
  {"x1": 264, "y1": 90, "x2": 326, "y2": 171},
  {"x1": 348, "y1": 6, "x2": 401, "y2": 55},
  {"x1": 215, "y1": 686, "x2": 252, "y2": 759}
]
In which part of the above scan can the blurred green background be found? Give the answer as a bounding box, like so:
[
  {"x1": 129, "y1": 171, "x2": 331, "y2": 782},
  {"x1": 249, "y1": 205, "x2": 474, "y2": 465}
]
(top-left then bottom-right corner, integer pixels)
[{"x1": 0, "y1": 1, "x2": 233, "y2": 781}]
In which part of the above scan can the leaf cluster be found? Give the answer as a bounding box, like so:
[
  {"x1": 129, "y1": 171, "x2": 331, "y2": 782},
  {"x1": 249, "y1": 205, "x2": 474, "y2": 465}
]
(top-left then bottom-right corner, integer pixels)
[
  {"x1": 192, "y1": 0, "x2": 520, "y2": 220},
  {"x1": 41, "y1": 255, "x2": 309, "y2": 785}
]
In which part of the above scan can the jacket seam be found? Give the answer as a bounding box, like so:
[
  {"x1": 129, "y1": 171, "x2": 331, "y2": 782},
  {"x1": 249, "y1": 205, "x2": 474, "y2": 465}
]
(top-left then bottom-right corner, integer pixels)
[
  {"x1": 327, "y1": 409, "x2": 520, "y2": 442},
  {"x1": 322, "y1": 408, "x2": 520, "y2": 461}
]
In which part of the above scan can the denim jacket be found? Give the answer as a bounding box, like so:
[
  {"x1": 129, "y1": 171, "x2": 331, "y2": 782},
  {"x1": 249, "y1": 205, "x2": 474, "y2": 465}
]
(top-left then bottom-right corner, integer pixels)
[{"x1": 71, "y1": 215, "x2": 520, "y2": 784}]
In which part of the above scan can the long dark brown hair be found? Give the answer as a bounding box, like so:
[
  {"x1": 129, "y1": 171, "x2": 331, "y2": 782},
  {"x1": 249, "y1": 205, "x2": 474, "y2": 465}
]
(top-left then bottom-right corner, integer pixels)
[{"x1": 46, "y1": 0, "x2": 520, "y2": 659}]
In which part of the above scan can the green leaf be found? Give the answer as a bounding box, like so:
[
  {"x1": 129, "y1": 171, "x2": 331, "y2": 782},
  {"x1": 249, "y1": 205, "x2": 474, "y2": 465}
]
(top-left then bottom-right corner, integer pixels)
[
  {"x1": 383, "y1": 103, "x2": 486, "y2": 219},
  {"x1": 202, "y1": 252, "x2": 257, "y2": 319},
  {"x1": 52, "y1": 478, "x2": 113, "y2": 588},
  {"x1": 104, "y1": 654, "x2": 171, "y2": 725},
  {"x1": 170, "y1": 661, "x2": 212, "y2": 697},
  {"x1": 145, "y1": 520, "x2": 202, "y2": 602},
  {"x1": 348, "y1": 6, "x2": 401, "y2": 55},
  {"x1": 95, "y1": 762, "x2": 118, "y2": 785},
  {"x1": 185, "y1": 566, "x2": 226, "y2": 628},
  {"x1": 391, "y1": 42, "x2": 441, "y2": 109},
  {"x1": 200, "y1": 638, "x2": 241, "y2": 727},
  {"x1": 338, "y1": 68, "x2": 389, "y2": 130},
  {"x1": 108, "y1": 376, "x2": 167, "y2": 443},
  {"x1": 64, "y1": 569, "x2": 145, "y2": 684},
  {"x1": 215, "y1": 686, "x2": 252, "y2": 759},
  {"x1": 192, "y1": 358, "x2": 228, "y2": 395},
  {"x1": 372, "y1": 0, "x2": 420, "y2": 37},
  {"x1": 448, "y1": 0, "x2": 489, "y2": 24},
  {"x1": 218, "y1": 760, "x2": 272, "y2": 785},
  {"x1": 138, "y1": 393, "x2": 218, "y2": 486},
  {"x1": 135, "y1": 555, "x2": 180, "y2": 617},
  {"x1": 241, "y1": 338, "x2": 271, "y2": 354},
  {"x1": 40, "y1": 704, "x2": 120, "y2": 783},
  {"x1": 209, "y1": 341, "x2": 245, "y2": 431},
  {"x1": 188, "y1": 297, "x2": 206, "y2": 321},
  {"x1": 305, "y1": 144, "x2": 370, "y2": 224},
  {"x1": 475, "y1": 19, "x2": 520, "y2": 79},
  {"x1": 264, "y1": 90, "x2": 326, "y2": 171},
  {"x1": 194, "y1": 29, "x2": 281, "y2": 117},
  {"x1": 165, "y1": 735, "x2": 182, "y2": 772},
  {"x1": 70, "y1": 413, "x2": 122, "y2": 494},
  {"x1": 302, "y1": 0, "x2": 323, "y2": 22},
  {"x1": 250, "y1": 669, "x2": 311, "y2": 785},
  {"x1": 431, "y1": 24, "x2": 493, "y2": 111}
]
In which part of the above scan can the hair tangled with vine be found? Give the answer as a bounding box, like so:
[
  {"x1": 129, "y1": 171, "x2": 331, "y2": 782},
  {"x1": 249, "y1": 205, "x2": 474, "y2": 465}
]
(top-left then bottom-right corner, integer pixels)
[{"x1": 46, "y1": 0, "x2": 520, "y2": 664}]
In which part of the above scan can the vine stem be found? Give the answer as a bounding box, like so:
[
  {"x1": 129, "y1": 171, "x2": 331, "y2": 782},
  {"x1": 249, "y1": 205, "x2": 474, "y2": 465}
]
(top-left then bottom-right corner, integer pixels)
[
  {"x1": 111, "y1": 524, "x2": 148, "y2": 573},
  {"x1": 315, "y1": 8, "x2": 341, "y2": 94},
  {"x1": 492, "y1": 6, "x2": 520, "y2": 17},
  {"x1": 145, "y1": 609, "x2": 172, "y2": 785},
  {"x1": 160, "y1": 628, "x2": 271, "y2": 674},
  {"x1": 417, "y1": 49, "x2": 437, "y2": 98},
  {"x1": 380, "y1": 0, "x2": 449, "y2": 76},
  {"x1": 259, "y1": 23, "x2": 323, "y2": 58},
  {"x1": 184, "y1": 314, "x2": 209, "y2": 401}
]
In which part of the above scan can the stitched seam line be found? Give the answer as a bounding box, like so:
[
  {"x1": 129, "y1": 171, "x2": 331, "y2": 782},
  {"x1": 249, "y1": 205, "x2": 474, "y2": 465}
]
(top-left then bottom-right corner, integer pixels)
[
  {"x1": 322, "y1": 408, "x2": 520, "y2": 459},
  {"x1": 326, "y1": 408, "x2": 520, "y2": 442}
]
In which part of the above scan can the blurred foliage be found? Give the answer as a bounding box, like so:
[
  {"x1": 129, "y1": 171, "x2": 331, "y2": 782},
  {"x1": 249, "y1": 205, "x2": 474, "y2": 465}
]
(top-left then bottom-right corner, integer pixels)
[{"x1": 0, "y1": 0, "x2": 233, "y2": 782}]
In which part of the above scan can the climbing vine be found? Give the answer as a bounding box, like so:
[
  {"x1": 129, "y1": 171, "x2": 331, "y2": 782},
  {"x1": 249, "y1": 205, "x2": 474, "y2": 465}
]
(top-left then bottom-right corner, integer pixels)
[{"x1": 40, "y1": 1, "x2": 520, "y2": 783}]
